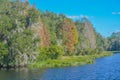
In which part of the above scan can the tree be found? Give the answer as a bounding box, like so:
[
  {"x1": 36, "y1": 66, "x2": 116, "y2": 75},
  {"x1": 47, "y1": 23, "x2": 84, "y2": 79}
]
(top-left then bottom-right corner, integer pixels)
[
  {"x1": 107, "y1": 32, "x2": 120, "y2": 51},
  {"x1": 61, "y1": 19, "x2": 75, "y2": 53},
  {"x1": 37, "y1": 45, "x2": 64, "y2": 61},
  {"x1": 0, "y1": 0, "x2": 39, "y2": 67}
]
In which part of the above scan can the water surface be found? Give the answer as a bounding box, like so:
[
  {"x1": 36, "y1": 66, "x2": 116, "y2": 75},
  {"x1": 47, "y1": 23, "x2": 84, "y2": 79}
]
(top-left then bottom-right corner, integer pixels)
[{"x1": 0, "y1": 53, "x2": 120, "y2": 80}]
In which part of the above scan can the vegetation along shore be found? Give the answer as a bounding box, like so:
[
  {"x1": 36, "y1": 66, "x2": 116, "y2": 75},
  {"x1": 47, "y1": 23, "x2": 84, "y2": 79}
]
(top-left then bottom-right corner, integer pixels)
[{"x1": 0, "y1": 0, "x2": 117, "y2": 69}]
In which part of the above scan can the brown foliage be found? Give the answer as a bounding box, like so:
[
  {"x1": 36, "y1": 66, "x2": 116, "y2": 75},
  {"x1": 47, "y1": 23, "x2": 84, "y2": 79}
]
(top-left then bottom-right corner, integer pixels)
[
  {"x1": 40, "y1": 24, "x2": 51, "y2": 47},
  {"x1": 32, "y1": 20, "x2": 50, "y2": 47},
  {"x1": 84, "y1": 21, "x2": 96, "y2": 49},
  {"x1": 70, "y1": 20, "x2": 78, "y2": 45},
  {"x1": 61, "y1": 19, "x2": 75, "y2": 52}
]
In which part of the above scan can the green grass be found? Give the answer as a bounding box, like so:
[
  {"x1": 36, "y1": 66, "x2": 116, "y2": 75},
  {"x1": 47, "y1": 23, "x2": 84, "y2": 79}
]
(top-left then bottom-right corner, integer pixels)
[
  {"x1": 29, "y1": 51, "x2": 113, "y2": 68},
  {"x1": 107, "y1": 51, "x2": 120, "y2": 53},
  {"x1": 91, "y1": 51, "x2": 113, "y2": 58}
]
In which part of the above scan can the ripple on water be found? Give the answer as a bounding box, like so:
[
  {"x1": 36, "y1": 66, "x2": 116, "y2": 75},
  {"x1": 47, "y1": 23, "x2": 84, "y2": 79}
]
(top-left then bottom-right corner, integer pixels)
[{"x1": 1, "y1": 54, "x2": 120, "y2": 80}]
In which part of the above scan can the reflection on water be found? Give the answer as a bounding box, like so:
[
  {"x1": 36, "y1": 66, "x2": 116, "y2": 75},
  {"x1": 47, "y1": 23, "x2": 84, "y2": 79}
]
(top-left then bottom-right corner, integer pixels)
[
  {"x1": 0, "y1": 68, "x2": 45, "y2": 80},
  {"x1": 0, "y1": 54, "x2": 120, "y2": 80}
]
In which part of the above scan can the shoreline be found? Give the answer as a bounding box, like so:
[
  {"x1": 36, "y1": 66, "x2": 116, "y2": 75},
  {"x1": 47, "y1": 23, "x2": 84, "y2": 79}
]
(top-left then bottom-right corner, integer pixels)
[{"x1": 29, "y1": 51, "x2": 113, "y2": 68}]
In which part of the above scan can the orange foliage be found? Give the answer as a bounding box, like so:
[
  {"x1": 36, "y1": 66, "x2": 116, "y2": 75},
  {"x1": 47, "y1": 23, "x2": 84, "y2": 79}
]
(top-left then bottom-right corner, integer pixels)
[
  {"x1": 61, "y1": 19, "x2": 75, "y2": 52},
  {"x1": 70, "y1": 20, "x2": 78, "y2": 45},
  {"x1": 40, "y1": 24, "x2": 51, "y2": 47}
]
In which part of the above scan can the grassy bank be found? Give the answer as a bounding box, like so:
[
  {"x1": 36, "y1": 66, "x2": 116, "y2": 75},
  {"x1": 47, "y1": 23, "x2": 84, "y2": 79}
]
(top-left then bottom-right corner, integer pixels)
[
  {"x1": 29, "y1": 51, "x2": 113, "y2": 68},
  {"x1": 108, "y1": 51, "x2": 120, "y2": 53}
]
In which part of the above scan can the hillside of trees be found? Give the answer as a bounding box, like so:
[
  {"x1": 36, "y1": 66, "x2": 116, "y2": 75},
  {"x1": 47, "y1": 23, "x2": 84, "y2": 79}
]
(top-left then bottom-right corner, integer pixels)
[
  {"x1": 0, "y1": 0, "x2": 117, "y2": 68},
  {"x1": 107, "y1": 32, "x2": 120, "y2": 51}
]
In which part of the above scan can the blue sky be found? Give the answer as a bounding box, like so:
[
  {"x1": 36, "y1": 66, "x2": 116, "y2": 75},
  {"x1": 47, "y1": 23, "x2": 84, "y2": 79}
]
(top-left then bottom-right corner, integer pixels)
[{"x1": 29, "y1": 0, "x2": 120, "y2": 37}]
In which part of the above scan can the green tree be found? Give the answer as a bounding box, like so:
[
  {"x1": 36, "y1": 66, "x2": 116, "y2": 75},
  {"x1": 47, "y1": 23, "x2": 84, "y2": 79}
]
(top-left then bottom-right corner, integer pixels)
[{"x1": 37, "y1": 45, "x2": 64, "y2": 61}]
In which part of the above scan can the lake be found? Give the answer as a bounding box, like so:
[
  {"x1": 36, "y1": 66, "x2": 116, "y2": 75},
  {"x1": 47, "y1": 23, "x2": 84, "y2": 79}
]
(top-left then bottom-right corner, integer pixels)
[{"x1": 0, "y1": 53, "x2": 120, "y2": 80}]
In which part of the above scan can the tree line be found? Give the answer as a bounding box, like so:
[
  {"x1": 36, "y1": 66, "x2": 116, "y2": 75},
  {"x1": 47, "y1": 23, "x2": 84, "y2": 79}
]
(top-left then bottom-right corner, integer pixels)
[{"x1": 0, "y1": 0, "x2": 118, "y2": 68}]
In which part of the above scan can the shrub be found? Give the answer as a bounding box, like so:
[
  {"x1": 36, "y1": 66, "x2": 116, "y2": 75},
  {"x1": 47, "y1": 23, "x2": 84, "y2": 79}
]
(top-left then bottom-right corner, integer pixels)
[{"x1": 37, "y1": 45, "x2": 64, "y2": 61}]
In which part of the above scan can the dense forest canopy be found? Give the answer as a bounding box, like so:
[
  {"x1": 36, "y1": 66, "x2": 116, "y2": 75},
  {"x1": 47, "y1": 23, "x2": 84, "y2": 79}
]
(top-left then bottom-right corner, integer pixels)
[
  {"x1": 107, "y1": 32, "x2": 120, "y2": 51},
  {"x1": 0, "y1": 0, "x2": 118, "y2": 68}
]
